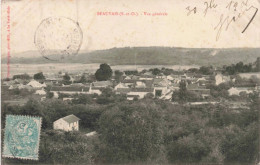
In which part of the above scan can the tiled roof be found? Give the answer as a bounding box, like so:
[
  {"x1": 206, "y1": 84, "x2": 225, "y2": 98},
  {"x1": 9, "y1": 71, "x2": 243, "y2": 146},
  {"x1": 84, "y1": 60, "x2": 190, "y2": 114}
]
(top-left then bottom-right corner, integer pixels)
[
  {"x1": 62, "y1": 114, "x2": 80, "y2": 123},
  {"x1": 116, "y1": 88, "x2": 131, "y2": 94},
  {"x1": 51, "y1": 86, "x2": 89, "y2": 92},
  {"x1": 93, "y1": 81, "x2": 112, "y2": 87},
  {"x1": 122, "y1": 79, "x2": 137, "y2": 83},
  {"x1": 130, "y1": 88, "x2": 154, "y2": 92},
  {"x1": 187, "y1": 84, "x2": 199, "y2": 90}
]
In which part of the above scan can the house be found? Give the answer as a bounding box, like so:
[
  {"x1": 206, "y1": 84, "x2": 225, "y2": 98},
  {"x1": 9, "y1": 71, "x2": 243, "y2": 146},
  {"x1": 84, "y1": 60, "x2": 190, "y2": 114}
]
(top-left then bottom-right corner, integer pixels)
[
  {"x1": 35, "y1": 88, "x2": 46, "y2": 95},
  {"x1": 121, "y1": 79, "x2": 137, "y2": 87},
  {"x1": 187, "y1": 84, "x2": 210, "y2": 98},
  {"x1": 139, "y1": 75, "x2": 154, "y2": 80},
  {"x1": 115, "y1": 83, "x2": 131, "y2": 94},
  {"x1": 92, "y1": 81, "x2": 113, "y2": 88},
  {"x1": 116, "y1": 88, "x2": 131, "y2": 95},
  {"x1": 8, "y1": 84, "x2": 33, "y2": 91},
  {"x1": 135, "y1": 81, "x2": 146, "y2": 88},
  {"x1": 53, "y1": 114, "x2": 80, "y2": 131},
  {"x1": 127, "y1": 88, "x2": 154, "y2": 100},
  {"x1": 228, "y1": 87, "x2": 255, "y2": 96},
  {"x1": 27, "y1": 80, "x2": 47, "y2": 88},
  {"x1": 153, "y1": 78, "x2": 171, "y2": 97},
  {"x1": 114, "y1": 83, "x2": 129, "y2": 90},
  {"x1": 166, "y1": 75, "x2": 174, "y2": 81},
  {"x1": 195, "y1": 77, "x2": 209, "y2": 86},
  {"x1": 215, "y1": 73, "x2": 230, "y2": 85},
  {"x1": 89, "y1": 86, "x2": 102, "y2": 95},
  {"x1": 159, "y1": 90, "x2": 173, "y2": 100},
  {"x1": 239, "y1": 72, "x2": 260, "y2": 79},
  {"x1": 50, "y1": 86, "x2": 90, "y2": 96}
]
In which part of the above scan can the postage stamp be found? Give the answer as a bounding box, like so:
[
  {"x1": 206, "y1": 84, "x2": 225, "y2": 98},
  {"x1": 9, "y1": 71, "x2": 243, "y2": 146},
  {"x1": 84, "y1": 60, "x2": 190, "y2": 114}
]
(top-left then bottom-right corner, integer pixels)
[
  {"x1": 34, "y1": 17, "x2": 83, "y2": 61},
  {"x1": 2, "y1": 115, "x2": 42, "y2": 160}
]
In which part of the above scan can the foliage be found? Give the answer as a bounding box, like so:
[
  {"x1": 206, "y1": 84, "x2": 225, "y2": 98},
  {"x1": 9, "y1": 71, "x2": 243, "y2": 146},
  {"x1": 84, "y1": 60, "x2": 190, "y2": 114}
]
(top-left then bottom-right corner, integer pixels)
[
  {"x1": 199, "y1": 66, "x2": 213, "y2": 75},
  {"x1": 62, "y1": 73, "x2": 72, "y2": 85},
  {"x1": 256, "y1": 57, "x2": 260, "y2": 71},
  {"x1": 39, "y1": 130, "x2": 94, "y2": 164},
  {"x1": 150, "y1": 68, "x2": 161, "y2": 75},
  {"x1": 78, "y1": 74, "x2": 87, "y2": 83},
  {"x1": 46, "y1": 92, "x2": 54, "y2": 99},
  {"x1": 114, "y1": 70, "x2": 124, "y2": 83},
  {"x1": 95, "y1": 63, "x2": 112, "y2": 81},
  {"x1": 172, "y1": 81, "x2": 202, "y2": 103},
  {"x1": 13, "y1": 73, "x2": 31, "y2": 80},
  {"x1": 72, "y1": 94, "x2": 94, "y2": 104},
  {"x1": 1, "y1": 89, "x2": 259, "y2": 164},
  {"x1": 96, "y1": 88, "x2": 126, "y2": 104},
  {"x1": 124, "y1": 70, "x2": 138, "y2": 76},
  {"x1": 223, "y1": 61, "x2": 254, "y2": 75},
  {"x1": 33, "y1": 72, "x2": 45, "y2": 80},
  {"x1": 10, "y1": 88, "x2": 34, "y2": 96},
  {"x1": 208, "y1": 83, "x2": 230, "y2": 98},
  {"x1": 97, "y1": 101, "x2": 165, "y2": 164}
]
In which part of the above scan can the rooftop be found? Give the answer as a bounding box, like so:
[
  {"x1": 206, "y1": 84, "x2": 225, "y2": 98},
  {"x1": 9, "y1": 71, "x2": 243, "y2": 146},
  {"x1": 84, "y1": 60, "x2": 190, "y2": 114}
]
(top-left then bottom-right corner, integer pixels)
[
  {"x1": 51, "y1": 86, "x2": 90, "y2": 92},
  {"x1": 61, "y1": 114, "x2": 80, "y2": 123}
]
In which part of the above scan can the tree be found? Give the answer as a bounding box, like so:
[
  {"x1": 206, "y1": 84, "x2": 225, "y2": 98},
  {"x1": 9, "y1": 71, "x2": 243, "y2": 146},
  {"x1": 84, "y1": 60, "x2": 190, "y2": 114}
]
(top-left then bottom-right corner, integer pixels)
[
  {"x1": 178, "y1": 80, "x2": 187, "y2": 102},
  {"x1": 98, "y1": 101, "x2": 164, "y2": 163},
  {"x1": 62, "y1": 73, "x2": 72, "y2": 85},
  {"x1": 96, "y1": 88, "x2": 121, "y2": 104},
  {"x1": 33, "y1": 72, "x2": 45, "y2": 80},
  {"x1": 199, "y1": 66, "x2": 213, "y2": 75},
  {"x1": 256, "y1": 57, "x2": 260, "y2": 72},
  {"x1": 46, "y1": 92, "x2": 54, "y2": 99},
  {"x1": 114, "y1": 70, "x2": 123, "y2": 83},
  {"x1": 13, "y1": 73, "x2": 31, "y2": 80},
  {"x1": 95, "y1": 63, "x2": 112, "y2": 81},
  {"x1": 72, "y1": 94, "x2": 93, "y2": 104},
  {"x1": 78, "y1": 75, "x2": 87, "y2": 83},
  {"x1": 151, "y1": 68, "x2": 161, "y2": 75},
  {"x1": 40, "y1": 130, "x2": 94, "y2": 164}
]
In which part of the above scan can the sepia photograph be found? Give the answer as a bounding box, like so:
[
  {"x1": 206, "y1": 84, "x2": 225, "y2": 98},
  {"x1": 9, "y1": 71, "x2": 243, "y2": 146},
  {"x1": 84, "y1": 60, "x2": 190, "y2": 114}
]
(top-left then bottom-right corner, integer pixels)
[{"x1": 1, "y1": 0, "x2": 260, "y2": 164}]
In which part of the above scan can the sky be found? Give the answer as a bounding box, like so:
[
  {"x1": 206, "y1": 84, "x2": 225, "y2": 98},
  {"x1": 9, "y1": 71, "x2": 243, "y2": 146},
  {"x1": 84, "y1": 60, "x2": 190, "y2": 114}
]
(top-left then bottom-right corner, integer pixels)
[{"x1": 1, "y1": 0, "x2": 260, "y2": 57}]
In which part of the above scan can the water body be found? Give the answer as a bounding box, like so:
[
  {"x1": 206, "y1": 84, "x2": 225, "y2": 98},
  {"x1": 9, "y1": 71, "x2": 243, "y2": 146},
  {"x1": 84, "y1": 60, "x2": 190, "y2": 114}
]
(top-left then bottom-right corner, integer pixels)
[{"x1": 1, "y1": 63, "x2": 200, "y2": 78}]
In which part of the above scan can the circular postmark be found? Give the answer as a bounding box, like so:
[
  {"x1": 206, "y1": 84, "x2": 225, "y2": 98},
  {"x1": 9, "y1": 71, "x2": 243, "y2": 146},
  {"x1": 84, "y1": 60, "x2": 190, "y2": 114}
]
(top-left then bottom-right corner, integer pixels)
[{"x1": 34, "y1": 17, "x2": 83, "y2": 61}]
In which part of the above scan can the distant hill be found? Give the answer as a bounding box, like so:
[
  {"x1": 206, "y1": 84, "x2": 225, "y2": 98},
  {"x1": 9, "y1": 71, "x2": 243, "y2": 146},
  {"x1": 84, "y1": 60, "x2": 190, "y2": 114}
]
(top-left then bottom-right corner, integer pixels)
[{"x1": 2, "y1": 47, "x2": 260, "y2": 66}]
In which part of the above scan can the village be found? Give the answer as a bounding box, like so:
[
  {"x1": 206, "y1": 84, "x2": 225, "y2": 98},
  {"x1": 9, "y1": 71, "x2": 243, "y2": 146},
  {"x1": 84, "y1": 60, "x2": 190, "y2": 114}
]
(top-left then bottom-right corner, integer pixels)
[
  {"x1": 1, "y1": 59, "x2": 260, "y2": 164},
  {"x1": 2, "y1": 60, "x2": 260, "y2": 132}
]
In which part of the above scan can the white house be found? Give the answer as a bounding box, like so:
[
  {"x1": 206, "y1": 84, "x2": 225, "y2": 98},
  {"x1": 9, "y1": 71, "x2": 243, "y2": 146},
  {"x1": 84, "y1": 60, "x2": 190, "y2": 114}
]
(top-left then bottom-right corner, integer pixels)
[
  {"x1": 50, "y1": 86, "x2": 90, "y2": 95},
  {"x1": 35, "y1": 88, "x2": 46, "y2": 95},
  {"x1": 127, "y1": 88, "x2": 154, "y2": 100},
  {"x1": 53, "y1": 114, "x2": 80, "y2": 131},
  {"x1": 135, "y1": 81, "x2": 146, "y2": 88},
  {"x1": 153, "y1": 78, "x2": 171, "y2": 97},
  {"x1": 114, "y1": 83, "x2": 129, "y2": 90},
  {"x1": 215, "y1": 73, "x2": 230, "y2": 85},
  {"x1": 27, "y1": 80, "x2": 47, "y2": 88},
  {"x1": 166, "y1": 75, "x2": 174, "y2": 81},
  {"x1": 228, "y1": 87, "x2": 254, "y2": 96}
]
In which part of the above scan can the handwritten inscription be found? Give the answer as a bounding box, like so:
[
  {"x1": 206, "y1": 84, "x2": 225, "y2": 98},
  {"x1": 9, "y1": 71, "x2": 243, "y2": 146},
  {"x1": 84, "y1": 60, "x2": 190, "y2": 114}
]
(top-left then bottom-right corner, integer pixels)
[{"x1": 186, "y1": 0, "x2": 258, "y2": 41}]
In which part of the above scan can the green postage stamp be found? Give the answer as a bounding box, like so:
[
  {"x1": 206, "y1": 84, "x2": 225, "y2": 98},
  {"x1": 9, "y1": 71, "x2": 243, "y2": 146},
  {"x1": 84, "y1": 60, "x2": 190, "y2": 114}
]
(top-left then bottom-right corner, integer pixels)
[{"x1": 2, "y1": 115, "x2": 42, "y2": 160}]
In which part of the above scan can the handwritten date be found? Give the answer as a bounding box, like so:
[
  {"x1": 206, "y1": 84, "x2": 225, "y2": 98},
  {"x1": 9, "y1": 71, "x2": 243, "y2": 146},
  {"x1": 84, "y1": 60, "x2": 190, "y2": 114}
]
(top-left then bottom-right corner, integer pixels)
[{"x1": 186, "y1": 0, "x2": 258, "y2": 41}]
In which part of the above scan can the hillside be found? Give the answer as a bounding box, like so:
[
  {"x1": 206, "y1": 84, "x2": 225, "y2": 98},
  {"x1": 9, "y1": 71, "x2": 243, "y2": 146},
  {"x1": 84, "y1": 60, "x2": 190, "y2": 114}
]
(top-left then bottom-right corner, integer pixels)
[{"x1": 2, "y1": 47, "x2": 260, "y2": 66}]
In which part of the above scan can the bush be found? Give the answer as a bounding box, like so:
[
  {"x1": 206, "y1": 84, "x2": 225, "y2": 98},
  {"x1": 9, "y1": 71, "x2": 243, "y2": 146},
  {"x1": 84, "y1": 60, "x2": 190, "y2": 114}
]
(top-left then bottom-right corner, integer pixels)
[
  {"x1": 97, "y1": 101, "x2": 164, "y2": 164},
  {"x1": 39, "y1": 130, "x2": 94, "y2": 164}
]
